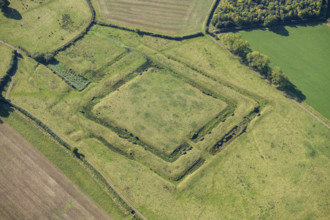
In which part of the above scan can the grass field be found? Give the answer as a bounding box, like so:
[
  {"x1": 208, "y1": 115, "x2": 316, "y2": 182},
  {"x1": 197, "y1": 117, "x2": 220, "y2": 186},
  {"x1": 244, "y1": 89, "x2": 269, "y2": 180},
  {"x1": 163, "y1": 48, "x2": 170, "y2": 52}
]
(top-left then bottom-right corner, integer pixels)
[
  {"x1": 0, "y1": 44, "x2": 13, "y2": 79},
  {"x1": 0, "y1": 0, "x2": 91, "y2": 53},
  {"x1": 93, "y1": 67, "x2": 226, "y2": 155},
  {"x1": 92, "y1": 0, "x2": 215, "y2": 35},
  {"x1": 0, "y1": 121, "x2": 110, "y2": 220},
  {"x1": 241, "y1": 22, "x2": 330, "y2": 120}
]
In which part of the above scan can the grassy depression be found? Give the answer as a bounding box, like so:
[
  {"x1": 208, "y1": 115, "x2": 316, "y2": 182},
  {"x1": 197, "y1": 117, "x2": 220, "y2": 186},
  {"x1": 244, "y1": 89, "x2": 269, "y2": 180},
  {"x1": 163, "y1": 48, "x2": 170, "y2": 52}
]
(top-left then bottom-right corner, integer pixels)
[
  {"x1": 93, "y1": 67, "x2": 226, "y2": 155},
  {"x1": 241, "y1": 22, "x2": 330, "y2": 119}
]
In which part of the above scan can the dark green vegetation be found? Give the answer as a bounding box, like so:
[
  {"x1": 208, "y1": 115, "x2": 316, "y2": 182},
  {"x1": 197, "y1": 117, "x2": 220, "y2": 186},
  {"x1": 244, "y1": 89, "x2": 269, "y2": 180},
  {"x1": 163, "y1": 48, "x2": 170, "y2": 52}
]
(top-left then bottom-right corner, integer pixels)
[
  {"x1": 212, "y1": 0, "x2": 326, "y2": 29},
  {"x1": 241, "y1": 23, "x2": 330, "y2": 119},
  {"x1": 0, "y1": 0, "x2": 329, "y2": 219},
  {"x1": 0, "y1": 0, "x2": 9, "y2": 10},
  {"x1": 47, "y1": 62, "x2": 90, "y2": 91}
]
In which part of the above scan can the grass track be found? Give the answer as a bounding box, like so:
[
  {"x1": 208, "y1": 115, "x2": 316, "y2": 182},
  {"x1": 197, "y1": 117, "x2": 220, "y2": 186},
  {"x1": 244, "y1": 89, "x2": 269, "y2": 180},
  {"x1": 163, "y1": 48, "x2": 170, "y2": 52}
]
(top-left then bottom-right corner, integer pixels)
[{"x1": 241, "y1": 23, "x2": 330, "y2": 120}]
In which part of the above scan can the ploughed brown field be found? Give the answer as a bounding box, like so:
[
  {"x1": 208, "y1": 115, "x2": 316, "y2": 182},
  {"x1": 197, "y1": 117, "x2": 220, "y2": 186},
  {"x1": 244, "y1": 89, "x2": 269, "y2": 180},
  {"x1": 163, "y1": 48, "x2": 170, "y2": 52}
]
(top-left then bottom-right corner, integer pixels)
[{"x1": 0, "y1": 121, "x2": 110, "y2": 220}]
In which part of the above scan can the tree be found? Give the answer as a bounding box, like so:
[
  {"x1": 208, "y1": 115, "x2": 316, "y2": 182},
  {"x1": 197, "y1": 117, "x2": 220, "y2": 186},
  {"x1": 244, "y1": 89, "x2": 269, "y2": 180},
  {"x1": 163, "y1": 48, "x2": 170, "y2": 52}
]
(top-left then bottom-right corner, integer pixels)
[
  {"x1": 32, "y1": 52, "x2": 55, "y2": 64},
  {"x1": 264, "y1": 15, "x2": 279, "y2": 26},
  {"x1": 0, "y1": 0, "x2": 9, "y2": 10},
  {"x1": 271, "y1": 66, "x2": 290, "y2": 88},
  {"x1": 220, "y1": 33, "x2": 250, "y2": 58},
  {"x1": 246, "y1": 51, "x2": 270, "y2": 75}
]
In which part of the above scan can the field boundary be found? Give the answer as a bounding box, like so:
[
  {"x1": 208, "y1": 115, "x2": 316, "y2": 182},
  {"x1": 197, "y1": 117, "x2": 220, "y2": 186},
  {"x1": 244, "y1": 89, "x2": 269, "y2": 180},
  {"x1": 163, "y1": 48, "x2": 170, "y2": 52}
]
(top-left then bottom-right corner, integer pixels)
[
  {"x1": 204, "y1": 0, "x2": 221, "y2": 34},
  {"x1": 50, "y1": 0, "x2": 96, "y2": 55},
  {"x1": 96, "y1": 21, "x2": 204, "y2": 40}
]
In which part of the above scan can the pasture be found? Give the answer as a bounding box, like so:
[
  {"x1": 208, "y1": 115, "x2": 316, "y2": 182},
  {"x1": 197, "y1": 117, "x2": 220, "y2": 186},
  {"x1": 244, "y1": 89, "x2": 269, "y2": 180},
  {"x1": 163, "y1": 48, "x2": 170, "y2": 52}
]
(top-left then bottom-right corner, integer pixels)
[
  {"x1": 92, "y1": 0, "x2": 215, "y2": 35},
  {"x1": 241, "y1": 23, "x2": 330, "y2": 120},
  {"x1": 0, "y1": 120, "x2": 111, "y2": 220},
  {"x1": 0, "y1": 0, "x2": 91, "y2": 53}
]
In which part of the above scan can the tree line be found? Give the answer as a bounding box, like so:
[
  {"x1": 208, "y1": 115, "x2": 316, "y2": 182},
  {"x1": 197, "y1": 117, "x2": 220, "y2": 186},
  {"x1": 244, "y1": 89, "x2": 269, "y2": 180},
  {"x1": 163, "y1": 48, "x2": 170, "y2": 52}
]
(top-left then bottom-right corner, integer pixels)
[
  {"x1": 212, "y1": 0, "x2": 327, "y2": 29},
  {"x1": 219, "y1": 33, "x2": 305, "y2": 101}
]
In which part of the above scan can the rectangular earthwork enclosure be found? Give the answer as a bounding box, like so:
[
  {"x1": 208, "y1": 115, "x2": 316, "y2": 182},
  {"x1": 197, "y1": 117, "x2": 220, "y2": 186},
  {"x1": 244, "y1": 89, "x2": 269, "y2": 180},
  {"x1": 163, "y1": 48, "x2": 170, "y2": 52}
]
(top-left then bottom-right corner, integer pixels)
[{"x1": 92, "y1": 67, "x2": 227, "y2": 155}]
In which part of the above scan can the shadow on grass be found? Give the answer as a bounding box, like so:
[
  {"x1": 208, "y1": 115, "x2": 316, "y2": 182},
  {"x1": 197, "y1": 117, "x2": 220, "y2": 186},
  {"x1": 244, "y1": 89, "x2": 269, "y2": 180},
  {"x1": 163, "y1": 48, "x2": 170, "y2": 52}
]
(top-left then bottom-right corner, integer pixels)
[
  {"x1": 269, "y1": 26, "x2": 289, "y2": 36},
  {"x1": 0, "y1": 100, "x2": 14, "y2": 119},
  {"x1": 0, "y1": 53, "x2": 18, "y2": 95},
  {"x1": 282, "y1": 81, "x2": 306, "y2": 102},
  {"x1": 2, "y1": 7, "x2": 22, "y2": 20}
]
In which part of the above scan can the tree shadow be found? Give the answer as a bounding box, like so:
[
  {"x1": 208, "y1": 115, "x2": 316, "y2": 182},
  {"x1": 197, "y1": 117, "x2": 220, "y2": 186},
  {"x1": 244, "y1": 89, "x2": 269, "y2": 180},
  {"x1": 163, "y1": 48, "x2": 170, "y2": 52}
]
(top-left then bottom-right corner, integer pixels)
[
  {"x1": 2, "y1": 7, "x2": 22, "y2": 20},
  {"x1": 282, "y1": 82, "x2": 306, "y2": 102},
  {"x1": 269, "y1": 26, "x2": 289, "y2": 36},
  {"x1": 0, "y1": 100, "x2": 14, "y2": 119},
  {"x1": 0, "y1": 53, "x2": 18, "y2": 95}
]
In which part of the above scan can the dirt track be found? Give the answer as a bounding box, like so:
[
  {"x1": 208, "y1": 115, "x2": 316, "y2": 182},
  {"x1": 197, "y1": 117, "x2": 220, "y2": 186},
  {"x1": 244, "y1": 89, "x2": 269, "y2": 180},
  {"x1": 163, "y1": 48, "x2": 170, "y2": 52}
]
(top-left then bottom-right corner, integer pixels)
[{"x1": 0, "y1": 122, "x2": 111, "y2": 220}]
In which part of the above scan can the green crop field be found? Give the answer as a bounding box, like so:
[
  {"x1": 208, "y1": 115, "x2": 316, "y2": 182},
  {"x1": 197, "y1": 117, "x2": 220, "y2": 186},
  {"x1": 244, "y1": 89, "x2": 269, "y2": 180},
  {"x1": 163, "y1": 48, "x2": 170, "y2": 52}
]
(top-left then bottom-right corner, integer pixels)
[
  {"x1": 92, "y1": 0, "x2": 215, "y2": 35},
  {"x1": 241, "y1": 23, "x2": 330, "y2": 120},
  {"x1": 1, "y1": 1, "x2": 329, "y2": 219},
  {"x1": 0, "y1": 0, "x2": 91, "y2": 53}
]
